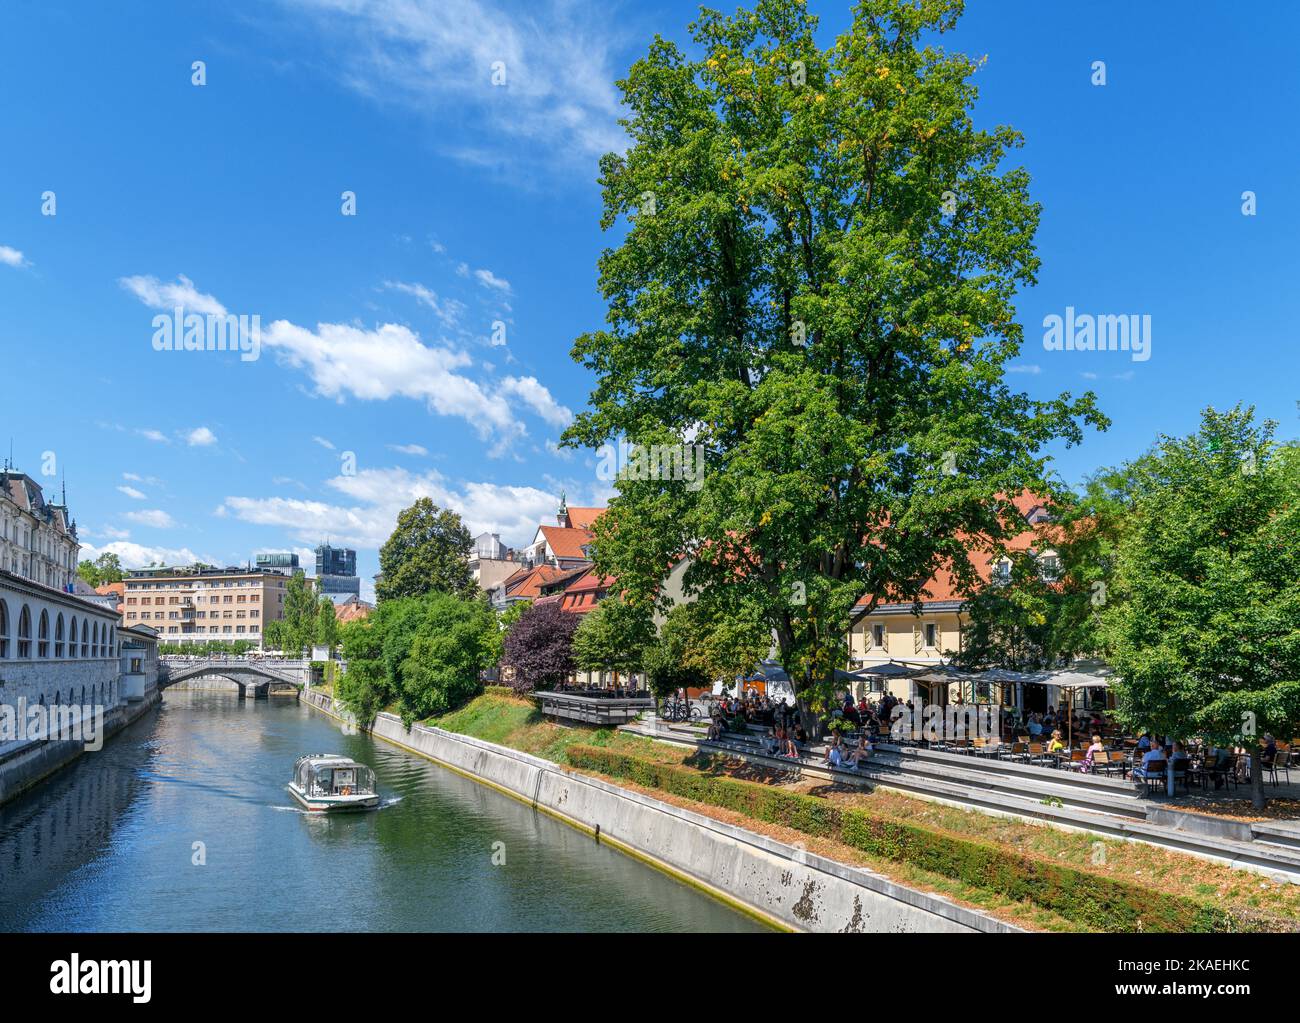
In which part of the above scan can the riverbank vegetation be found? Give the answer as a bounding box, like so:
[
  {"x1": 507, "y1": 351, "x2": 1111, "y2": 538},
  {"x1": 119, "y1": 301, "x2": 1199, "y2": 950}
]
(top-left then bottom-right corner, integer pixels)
[{"x1": 413, "y1": 690, "x2": 1299, "y2": 932}]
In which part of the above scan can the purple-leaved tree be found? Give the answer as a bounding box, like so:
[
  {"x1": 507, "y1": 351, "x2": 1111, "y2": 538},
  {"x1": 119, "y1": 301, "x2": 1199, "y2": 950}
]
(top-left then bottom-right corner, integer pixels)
[{"x1": 501, "y1": 602, "x2": 579, "y2": 694}]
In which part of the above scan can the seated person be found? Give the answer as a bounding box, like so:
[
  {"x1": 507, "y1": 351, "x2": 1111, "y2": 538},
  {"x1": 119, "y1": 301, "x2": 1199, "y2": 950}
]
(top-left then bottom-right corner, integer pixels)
[
  {"x1": 1170, "y1": 741, "x2": 1190, "y2": 767},
  {"x1": 1136, "y1": 733, "x2": 1152, "y2": 752},
  {"x1": 1260, "y1": 735, "x2": 1278, "y2": 768},
  {"x1": 1075, "y1": 734, "x2": 1104, "y2": 772},
  {"x1": 782, "y1": 729, "x2": 799, "y2": 759},
  {"x1": 1027, "y1": 716, "x2": 1044, "y2": 738},
  {"x1": 1131, "y1": 744, "x2": 1166, "y2": 781},
  {"x1": 761, "y1": 727, "x2": 780, "y2": 756},
  {"x1": 846, "y1": 733, "x2": 873, "y2": 770},
  {"x1": 826, "y1": 736, "x2": 845, "y2": 770},
  {"x1": 1047, "y1": 729, "x2": 1066, "y2": 754}
]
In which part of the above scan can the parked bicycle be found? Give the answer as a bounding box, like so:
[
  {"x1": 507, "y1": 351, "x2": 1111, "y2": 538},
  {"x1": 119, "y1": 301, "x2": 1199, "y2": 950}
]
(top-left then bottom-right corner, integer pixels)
[{"x1": 659, "y1": 697, "x2": 702, "y2": 722}]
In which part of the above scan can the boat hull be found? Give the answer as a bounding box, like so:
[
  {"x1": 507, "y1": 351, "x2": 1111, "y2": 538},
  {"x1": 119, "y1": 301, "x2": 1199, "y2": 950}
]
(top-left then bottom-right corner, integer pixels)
[{"x1": 288, "y1": 783, "x2": 380, "y2": 813}]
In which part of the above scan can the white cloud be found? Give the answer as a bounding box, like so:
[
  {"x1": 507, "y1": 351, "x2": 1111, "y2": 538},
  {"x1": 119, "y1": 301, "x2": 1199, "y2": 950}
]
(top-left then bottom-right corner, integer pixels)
[
  {"x1": 124, "y1": 509, "x2": 176, "y2": 529},
  {"x1": 384, "y1": 280, "x2": 465, "y2": 327},
  {"x1": 0, "y1": 245, "x2": 27, "y2": 268},
  {"x1": 262, "y1": 318, "x2": 527, "y2": 447},
  {"x1": 120, "y1": 274, "x2": 571, "y2": 453},
  {"x1": 312, "y1": 435, "x2": 335, "y2": 450},
  {"x1": 1006, "y1": 364, "x2": 1042, "y2": 375},
  {"x1": 221, "y1": 466, "x2": 557, "y2": 550},
  {"x1": 78, "y1": 540, "x2": 210, "y2": 569},
  {"x1": 116, "y1": 485, "x2": 147, "y2": 500},
  {"x1": 280, "y1": 0, "x2": 626, "y2": 175},
  {"x1": 473, "y1": 268, "x2": 511, "y2": 293},
  {"x1": 137, "y1": 428, "x2": 169, "y2": 444},
  {"x1": 119, "y1": 273, "x2": 227, "y2": 316},
  {"x1": 498, "y1": 375, "x2": 573, "y2": 429},
  {"x1": 100, "y1": 525, "x2": 132, "y2": 540},
  {"x1": 388, "y1": 443, "x2": 429, "y2": 456}
]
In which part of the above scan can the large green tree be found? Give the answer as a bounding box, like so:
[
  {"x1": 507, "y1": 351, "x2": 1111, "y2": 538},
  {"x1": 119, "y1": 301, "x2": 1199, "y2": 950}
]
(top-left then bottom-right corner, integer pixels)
[
  {"x1": 78, "y1": 552, "x2": 124, "y2": 588},
  {"x1": 1101, "y1": 407, "x2": 1300, "y2": 809},
  {"x1": 376, "y1": 498, "x2": 475, "y2": 603},
  {"x1": 335, "y1": 592, "x2": 497, "y2": 725},
  {"x1": 644, "y1": 600, "x2": 771, "y2": 699},
  {"x1": 562, "y1": 0, "x2": 1105, "y2": 732},
  {"x1": 264, "y1": 571, "x2": 322, "y2": 653},
  {"x1": 572, "y1": 595, "x2": 657, "y2": 681}
]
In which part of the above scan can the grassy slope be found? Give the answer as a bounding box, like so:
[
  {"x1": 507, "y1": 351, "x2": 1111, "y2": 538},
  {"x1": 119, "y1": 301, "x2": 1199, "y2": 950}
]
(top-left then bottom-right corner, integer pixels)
[{"x1": 422, "y1": 691, "x2": 1296, "y2": 930}]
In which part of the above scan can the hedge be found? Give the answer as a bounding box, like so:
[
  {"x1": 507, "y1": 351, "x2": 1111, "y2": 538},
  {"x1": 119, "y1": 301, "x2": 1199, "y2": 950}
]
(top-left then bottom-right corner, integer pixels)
[{"x1": 566, "y1": 745, "x2": 1265, "y2": 933}]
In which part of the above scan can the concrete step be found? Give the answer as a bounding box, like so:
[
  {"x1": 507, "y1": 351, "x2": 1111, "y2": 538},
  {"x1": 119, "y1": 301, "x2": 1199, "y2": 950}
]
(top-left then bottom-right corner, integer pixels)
[{"x1": 619, "y1": 720, "x2": 1300, "y2": 884}]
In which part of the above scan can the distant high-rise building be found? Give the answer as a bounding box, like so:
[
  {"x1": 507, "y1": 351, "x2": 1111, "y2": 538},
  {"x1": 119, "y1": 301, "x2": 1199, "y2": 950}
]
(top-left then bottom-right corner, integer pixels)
[
  {"x1": 315, "y1": 543, "x2": 355, "y2": 578},
  {"x1": 315, "y1": 543, "x2": 359, "y2": 601},
  {"x1": 255, "y1": 552, "x2": 300, "y2": 574}
]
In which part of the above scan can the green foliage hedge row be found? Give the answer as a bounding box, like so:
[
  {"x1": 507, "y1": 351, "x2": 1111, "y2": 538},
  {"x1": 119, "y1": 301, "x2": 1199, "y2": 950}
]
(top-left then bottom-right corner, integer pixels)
[{"x1": 566, "y1": 745, "x2": 1258, "y2": 933}]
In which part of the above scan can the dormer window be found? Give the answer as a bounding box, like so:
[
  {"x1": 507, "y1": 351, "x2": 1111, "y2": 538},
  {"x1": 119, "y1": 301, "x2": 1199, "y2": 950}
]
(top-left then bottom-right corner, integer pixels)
[
  {"x1": 992, "y1": 559, "x2": 1012, "y2": 585},
  {"x1": 1038, "y1": 554, "x2": 1061, "y2": 582}
]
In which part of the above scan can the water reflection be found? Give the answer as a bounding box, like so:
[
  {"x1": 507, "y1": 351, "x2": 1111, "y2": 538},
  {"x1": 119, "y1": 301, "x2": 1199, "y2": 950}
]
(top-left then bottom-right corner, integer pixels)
[{"x1": 0, "y1": 690, "x2": 766, "y2": 933}]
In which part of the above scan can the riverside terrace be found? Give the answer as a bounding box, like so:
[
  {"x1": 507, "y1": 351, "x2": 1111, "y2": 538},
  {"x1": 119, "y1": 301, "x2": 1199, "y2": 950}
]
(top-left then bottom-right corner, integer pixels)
[
  {"x1": 536, "y1": 683, "x2": 655, "y2": 726},
  {"x1": 620, "y1": 697, "x2": 1300, "y2": 883}
]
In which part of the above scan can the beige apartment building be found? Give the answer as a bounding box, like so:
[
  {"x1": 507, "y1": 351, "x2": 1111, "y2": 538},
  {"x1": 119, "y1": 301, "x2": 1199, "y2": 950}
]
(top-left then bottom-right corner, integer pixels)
[{"x1": 121, "y1": 566, "x2": 290, "y2": 647}]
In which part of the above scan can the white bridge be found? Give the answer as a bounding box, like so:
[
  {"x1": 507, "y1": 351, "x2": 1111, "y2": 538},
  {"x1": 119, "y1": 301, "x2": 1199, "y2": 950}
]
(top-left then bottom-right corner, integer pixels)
[{"x1": 158, "y1": 657, "x2": 311, "y2": 698}]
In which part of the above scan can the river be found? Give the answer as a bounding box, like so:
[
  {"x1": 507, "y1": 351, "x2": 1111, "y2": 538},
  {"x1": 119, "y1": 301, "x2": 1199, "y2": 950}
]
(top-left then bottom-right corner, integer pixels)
[{"x1": 0, "y1": 690, "x2": 766, "y2": 932}]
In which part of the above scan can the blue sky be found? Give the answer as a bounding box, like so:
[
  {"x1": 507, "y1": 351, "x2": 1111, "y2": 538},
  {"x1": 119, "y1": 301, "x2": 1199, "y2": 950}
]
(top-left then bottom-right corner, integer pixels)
[{"x1": 1, "y1": 0, "x2": 1297, "y2": 598}]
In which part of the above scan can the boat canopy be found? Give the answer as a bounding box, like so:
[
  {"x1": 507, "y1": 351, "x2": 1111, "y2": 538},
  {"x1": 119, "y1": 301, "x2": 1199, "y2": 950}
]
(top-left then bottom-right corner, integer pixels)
[{"x1": 293, "y1": 754, "x2": 376, "y2": 797}]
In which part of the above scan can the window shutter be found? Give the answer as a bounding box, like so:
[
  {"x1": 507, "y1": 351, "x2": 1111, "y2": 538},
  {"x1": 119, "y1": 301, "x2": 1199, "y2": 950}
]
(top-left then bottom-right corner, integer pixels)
[{"x1": 913, "y1": 625, "x2": 922, "y2": 654}]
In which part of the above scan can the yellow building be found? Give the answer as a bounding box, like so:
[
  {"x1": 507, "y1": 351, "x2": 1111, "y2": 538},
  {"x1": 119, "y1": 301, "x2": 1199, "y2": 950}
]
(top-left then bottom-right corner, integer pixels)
[{"x1": 121, "y1": 565, "x2": 290, "y2": 647}]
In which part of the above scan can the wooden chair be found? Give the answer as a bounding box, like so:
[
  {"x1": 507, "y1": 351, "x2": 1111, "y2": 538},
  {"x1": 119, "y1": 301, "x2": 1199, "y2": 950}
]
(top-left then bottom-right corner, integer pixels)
[
  {"x1": 1170, "y1": 758, "x2": 1191, "y2": 795},
  {"x1": 1135, "y1": 759, "x2": 1168, "y2": 797},
  {"x1": 1267, "y1": 749, "x2": 1291, "y2": 786}
]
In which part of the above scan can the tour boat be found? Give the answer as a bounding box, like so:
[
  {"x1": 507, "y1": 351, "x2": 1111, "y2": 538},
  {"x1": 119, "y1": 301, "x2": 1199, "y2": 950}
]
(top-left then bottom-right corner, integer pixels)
[{"x1": 288, "y1": 754, "x2": 380, "y2": 812}]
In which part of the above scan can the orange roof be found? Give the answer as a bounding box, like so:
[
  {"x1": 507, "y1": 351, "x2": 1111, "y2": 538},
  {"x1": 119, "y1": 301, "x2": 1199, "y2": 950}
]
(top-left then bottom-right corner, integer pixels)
[
  {"x1": 565, "y1": 507, "x2": 604, "y2": 530},
  {"x1": 539, "y1": 525, "x2": 595, "y2": 561},
  {"x1": 854, "y1": 492, "x2": 1060, "y2": 609},
  {"x1": 334, "y1": 600, "x2": 373, "y2": 623},
  {"x1": 96, "y1": 581, "x2": 125, "y2": 613},
  {"x1": 503, "y1": 564, "x2": 574, "y2": 600},
  {"x1": 558, "y1": 572, "x2": 616, "y2": 614}
]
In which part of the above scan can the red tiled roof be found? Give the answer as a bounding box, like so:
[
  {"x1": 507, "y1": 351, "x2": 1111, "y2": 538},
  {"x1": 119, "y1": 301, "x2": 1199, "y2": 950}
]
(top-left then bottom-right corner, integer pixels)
[
  {"x1": 565, "y1": 507, "x2": 604, "y2": 530},
  {"x1": 539, "y1": 525, "x2": 595, "y2": 561},
  {"x1": 504, "y1": 564, "x2": 574, "y2": 600},
  {"x1": 559, "y1": 572, "x2": 618, "y2": 615},
  {"x1": 854, "y1": 491, "x2": 1061, "y2": 609}
]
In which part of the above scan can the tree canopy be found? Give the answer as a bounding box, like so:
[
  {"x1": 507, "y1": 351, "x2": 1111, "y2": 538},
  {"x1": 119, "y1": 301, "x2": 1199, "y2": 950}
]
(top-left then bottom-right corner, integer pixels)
[
  {"x1": 78, "y1": 552, "x2": 124, "y2": 588},
  {"x1": 571, "y1": 595, "x2": 657, "y2": 679},
  {"x1": 1100, "y1": 406, "x2": 1300, "y2": 808},
  {"x1": 561, "y1": 0, "x2": 1105, "y2": 728},
  {"x1": 501, "y1": 601, "x2": 579, "y2": 694},
  {"x1": 376, "y1": 497, "x2": 475, "y2": 603},
  {"x1": 335, "y1": 591, "x2": 497, "y2": 725}
]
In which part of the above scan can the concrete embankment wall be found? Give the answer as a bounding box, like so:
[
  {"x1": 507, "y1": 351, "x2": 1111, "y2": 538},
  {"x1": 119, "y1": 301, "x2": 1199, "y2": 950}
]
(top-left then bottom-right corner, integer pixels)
[
  {"x1": 302, "y1": 689, "x2": 1016, "y2": 934},
  {"x1": 0, "y1": 690, "x2": 160, "y2": 807}
]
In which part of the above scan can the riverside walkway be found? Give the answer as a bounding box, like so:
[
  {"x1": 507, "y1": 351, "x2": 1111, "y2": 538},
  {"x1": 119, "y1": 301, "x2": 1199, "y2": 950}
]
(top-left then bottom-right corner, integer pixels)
[{"x1": 621, "y1": 713, "x2": 1300, "y2": 884}]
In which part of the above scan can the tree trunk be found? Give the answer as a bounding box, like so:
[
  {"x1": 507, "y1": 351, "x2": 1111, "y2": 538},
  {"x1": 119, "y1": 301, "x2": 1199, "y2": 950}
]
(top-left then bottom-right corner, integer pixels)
[{"x1": 1250, "y1": 749, "x2": 1266, "y2": 811}]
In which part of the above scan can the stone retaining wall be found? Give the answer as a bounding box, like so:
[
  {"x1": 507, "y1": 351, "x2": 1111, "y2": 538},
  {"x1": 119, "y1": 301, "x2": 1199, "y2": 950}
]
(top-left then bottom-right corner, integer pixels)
[
  {"x1": 302, "y1": 689, "x2": 1016, "y2": 934},
  {"x1": 0, "y1": 690, "x2": 160, "y2": 806}
]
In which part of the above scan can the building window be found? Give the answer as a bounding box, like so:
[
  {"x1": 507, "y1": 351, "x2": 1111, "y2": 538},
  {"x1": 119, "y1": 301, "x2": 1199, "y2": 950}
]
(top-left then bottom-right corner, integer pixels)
[
  {"x1": 1038, "y1": 554, "x2": 1061, "y2": 582},
  {"x1": 38, "y1": 609, "x2": 49, "y2": 657},
  {"x1": 0, "y1": 599, "x2": 8, "y2": 658},
  {"x1": 925, "y1": 623, "x2": 938, "y2": 649},
  {"x1": 17, "y1": 604, "x2": 32, "y2": 658},
  {"x1": 55, "y1": 613, "x2": 64, "y2": 657},
  {"x1": 872, "y1": 624, "x2": 885, "y2": 648}
]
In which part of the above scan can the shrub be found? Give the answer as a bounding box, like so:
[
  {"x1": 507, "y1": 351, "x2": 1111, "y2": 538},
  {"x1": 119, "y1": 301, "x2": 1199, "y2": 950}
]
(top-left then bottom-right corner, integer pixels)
[{"x1": 565, "y1": 745, "x2": 1256, "y2": 933}]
